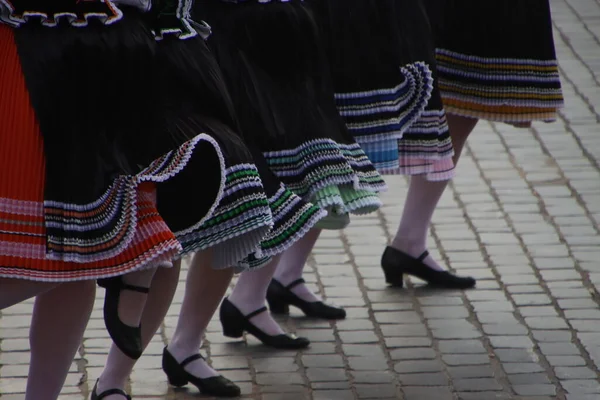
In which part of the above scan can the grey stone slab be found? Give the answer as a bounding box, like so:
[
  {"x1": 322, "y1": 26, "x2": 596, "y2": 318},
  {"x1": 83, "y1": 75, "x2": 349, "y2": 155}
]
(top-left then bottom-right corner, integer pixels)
[
  {"x1": 394, "y1": 360, "x2": 444, "y2": 374},
  {"x1": 561, "y1": 380, "x2": 600, "y2": 394},
  {"x1": 354, "y1": 384, "x2": 398, "y2": 399},
  {"x1": 453, "y1": 378, "x2": 503, "y2": 392},
  {"x1": 447, "y1": 365, "x2": 495, "y2": 379},
  {"x1": 389, "y1": 347, "x2": 436, "y2": 361},
  {"x1": 512, "y1": 384, "x2": 557, "y2": 396},
  {"x1": 305, "y1": 368, "x2": 348, "y2": 382},
  {"x1": 398, "y1": 373, "x2": 448, "y2": 386},
  {"x1": 402, "y1": 387, "x2": 454, "y2": 400}
]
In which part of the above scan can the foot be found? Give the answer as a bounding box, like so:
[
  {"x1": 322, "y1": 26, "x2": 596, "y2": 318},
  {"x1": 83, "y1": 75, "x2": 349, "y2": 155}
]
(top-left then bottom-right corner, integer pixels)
[
  {"x1": 285, "y1": 280, "x2": 321, "y2": 303},
  {"x1": 229, "y1": 299, "x2": 285, "y2": 337},
  {"x1": 165, "y1": 345, "x2": 219, "y2": 379},
  {"x1": 93, "y1": 378, "x2": 130, "y2": 400},
  {"x1": 241, "y1": 303, "x2": 285, "y2": 336}
]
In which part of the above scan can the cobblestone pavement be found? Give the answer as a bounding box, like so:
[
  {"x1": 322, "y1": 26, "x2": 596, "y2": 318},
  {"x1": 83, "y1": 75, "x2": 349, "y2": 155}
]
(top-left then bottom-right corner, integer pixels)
[{"x1": 2, "y1": 1, "x2": 600, "y2": 399}]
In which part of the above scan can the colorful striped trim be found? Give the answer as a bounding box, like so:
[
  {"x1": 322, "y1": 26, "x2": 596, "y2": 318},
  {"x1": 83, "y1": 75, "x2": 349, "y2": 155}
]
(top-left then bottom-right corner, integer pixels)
[
  {"x1": 177, "y1": 163, "x2": 273, "y2": 269},
  {"x1": 381, "y1": 109, "x2": 455, "y2": 181},
  {"x1": 335, "y1": 62, "x2": 434, "y2": 143},
  {"x1": 237, "y1": 184, "x2": 326, "y2": 269},
  {"x1": 44, "y1": 134, "x2": 225, "y2": 264},
  {"x1": 0, "y1": 189, "x2": 182, "y2": 282},
  {"x1": 360, "y1": 108, "x2": 454, "y2": 175},
  {"x1": 257, "y1": 184, "x2": 326, "y2": 256},
  {"x1": 263, "y1": 139, "x2": 387, "y2": 202},
  {"x1": 435, "y1": 48, "x2": 564, "y2": 122}
]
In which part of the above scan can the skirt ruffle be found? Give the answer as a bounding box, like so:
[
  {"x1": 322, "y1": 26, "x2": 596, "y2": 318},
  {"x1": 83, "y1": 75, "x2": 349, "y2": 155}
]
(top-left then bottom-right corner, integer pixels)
[
  {"x1": 310, "y1": 0, "x2": 454, "y2": 180},
  {"x1": 423, "y1": 0, "x2": 564, "y2": 123},
  {"x1": 0, "y1": 26, "x2": 181, "y2": 281},
  {"x1": 0, "y1": 5, "x2": 277, "y2": 278},
  {"x1": 197, "y1": 0, "x2": 385, "y2": 228}
]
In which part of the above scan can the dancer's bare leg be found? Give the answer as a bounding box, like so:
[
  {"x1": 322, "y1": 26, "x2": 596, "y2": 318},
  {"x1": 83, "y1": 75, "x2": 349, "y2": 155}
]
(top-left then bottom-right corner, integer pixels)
[
  {"x1": 95, "y1": 261, "x2": 181, "y2": 399},
  {"x1": 167, "y1": 251, "x2": 234, "y2": 379},
  {"x1": 273, "y1": 228, "x2": 322, "y2": 302},
  {"x1": 116, "y1": 268, "x2": 158, "y2": 328},
  {"x1": 25, "y1": 280, "x2": 96, "y2": 400},
  {"x1": 0, "y1": 279, "x2": 58, "y2": 310},
  {"x1": 227, "y1": 255, "x2": 283, "y2": 336},
  {"x1": 391, "y1": 115, "x2": 478, "y2": 271}
]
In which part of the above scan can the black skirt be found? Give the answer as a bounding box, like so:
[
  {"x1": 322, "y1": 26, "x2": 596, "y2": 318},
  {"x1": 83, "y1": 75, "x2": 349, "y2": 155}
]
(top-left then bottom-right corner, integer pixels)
[
  {"x1": 195, "y1": 0, "x2": 386, "y2": 230},
  {"x1": 4, "y1": 0, "x2": 276, "y2": 274},
  {"x1": 310, "y1": 0, "x2": 455, "y2": 180},
  {"x1": 423, "y1": 0, "x2": 564, "y2": 123}
]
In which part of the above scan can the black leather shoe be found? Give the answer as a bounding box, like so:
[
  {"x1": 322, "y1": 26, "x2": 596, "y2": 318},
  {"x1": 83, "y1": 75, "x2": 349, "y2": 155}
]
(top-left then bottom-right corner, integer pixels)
[
  {"x1": 97, "y1": 277, "x2": 149, "y2": 359},
  {"x1": 162, "y1": 347, "x2": 240, "y2": 397},
  {"x1": 267, "y1": 278, "x2": 346, "y2": 319},
  {"x1": 219, "y1": 298, "x2": 310, "y2": 349},
  {"x1": 381, "y1": 246, "x2": 476, "y2": 289},
  {"x1": 91, "y1": 380, "x2": 131, "y2": 400}
]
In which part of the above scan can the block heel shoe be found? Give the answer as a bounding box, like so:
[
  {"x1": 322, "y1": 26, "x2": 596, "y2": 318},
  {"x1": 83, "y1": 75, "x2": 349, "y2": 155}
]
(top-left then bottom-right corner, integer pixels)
[
  {"x1": 267, "y1": 278, "x2": 346, "y2": 319},
  {"x1": 97, "y1": 277, "x2": 150, "y2": 359},
  {"x1": 219, "y1": 298, "x2": 310, "y2": 349},
  {"x1": 381, "y1": 246, "x2": 476, "y2": 289},
  {"x1": 162, "y1": 347, "x2": 241, "y2": 397}
]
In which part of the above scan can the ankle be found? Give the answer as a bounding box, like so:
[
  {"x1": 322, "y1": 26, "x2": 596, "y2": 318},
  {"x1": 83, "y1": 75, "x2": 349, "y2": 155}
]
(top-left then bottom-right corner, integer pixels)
[
  {"x1": 227, "y1": 294, "x2": 264, "y2": 316},
  {"x1": 389, "y1": 239, "x2": 426, "y2": 257},
  {"x1": 96, "y1": 374, "x2": 127, "y2": 394},
  {"x1": 272, "y1": 273, "x2": 299, "y2": 287}
]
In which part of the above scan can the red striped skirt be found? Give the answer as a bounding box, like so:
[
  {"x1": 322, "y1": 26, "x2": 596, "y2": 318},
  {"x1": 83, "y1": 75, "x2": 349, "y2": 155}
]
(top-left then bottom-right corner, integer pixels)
[{"x1": 0, "y1": 25, "x2": 180, "y2": 281}]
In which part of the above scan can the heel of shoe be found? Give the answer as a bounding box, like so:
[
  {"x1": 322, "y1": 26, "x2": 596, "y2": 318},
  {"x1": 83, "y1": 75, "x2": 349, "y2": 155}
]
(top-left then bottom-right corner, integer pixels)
[
  {"x1": 383, "y1": 268, "x2": 404, "y2": 288},
  {"x1": 166, "y1": 373, "x2": 189, "y2": 388},
  {"x1": 381, "y1": 260, "x2": 405, "y2": 288},
  {"x1": 222, "y1": 323, "x2": 244, "y2": 338},
  {"x1": 220, "y1": 299, "x2": 245, "y2": 338},
  {"x1": 162, "y1": 348, "x2": 189, "y2": 388},
  {"x1": 268, "y1": 300, "x2": 290, "y2": 315}
]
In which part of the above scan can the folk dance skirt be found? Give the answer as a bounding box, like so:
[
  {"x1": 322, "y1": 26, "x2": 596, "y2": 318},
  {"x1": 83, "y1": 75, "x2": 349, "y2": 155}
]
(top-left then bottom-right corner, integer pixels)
[
  {"x1": 196, "y1": 0, "x2": 386, "y2": 235},
  {"x1": 311, "y1": 0, "x2": 455, "y2": 181},
  {"x1": 423, "y1": 0, "x2": 564, "y2": 123},
  {"x1": 0, "y1": 1, "x2": 282, "y2": 278}
]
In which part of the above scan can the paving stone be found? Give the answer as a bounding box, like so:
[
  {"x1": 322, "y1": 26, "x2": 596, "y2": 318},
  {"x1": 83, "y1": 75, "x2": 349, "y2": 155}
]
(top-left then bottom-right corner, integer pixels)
[
  {"x1": 453, "y1": 378, "x2": 504, "y2": 392},
  {"x1": 394, "y1": 360, "x2": 444, "y2": 374},
  {"x1": 507, "y1": 373, "x2": 552, "y2": 385},
  {"x1": 437, "y1": 340, "x2": 487, "y2": 354},
  {"x1": 305, "y1": 368, "x2": 347, "y2": 382},
  {"x1": 546, "y1": 355, "x2": 588, "y2": 367},
  {"x1": 302, "y1": 355, "x2": 345, "y2": 368},
  {"x1": 389, "y1": 347, "x2": 436, "y2": 360},
  {"x1": 398, "y1": 372, "x2": 448, "y2": 386},
  {"x1": 351, "y1": 371, "x2": 395, "y2": 384},
  {"x1": 554, "y1": 366, "x2": 599, "y2": 380},
  {"x1": 354, "y1": 384, "x2": 398, "y2": 398},
  {"x1": 512, "y1": 384, "x2": 557, "y2": 396},
  {"x1": 561, "y1": 380, "x2": 600, "y2": 394},
  {"x1": 312, "y1": 390, "x2": 355, "y2": 400},
  {"x1": 502, "y1": 363, "x2": 545, "y2": 374},
  {"x1": 447, "y1": 365, "x2": 495, "y2": 379},
  {"x1": 347, "y1": 356, "x2": 389, "y2": 371},
  {"x1": 538, "y1": 342, "x2": 581, "y2": 356},
  {"x1": 402, "y1": 386, "x2": 454, "y2": 400}
]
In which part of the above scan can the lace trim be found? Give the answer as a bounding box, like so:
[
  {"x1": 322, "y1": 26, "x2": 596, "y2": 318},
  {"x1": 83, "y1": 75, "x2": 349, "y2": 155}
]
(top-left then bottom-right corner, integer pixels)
[{"x1": 0, "y1": 0, "x2": 123, "y2": 27}]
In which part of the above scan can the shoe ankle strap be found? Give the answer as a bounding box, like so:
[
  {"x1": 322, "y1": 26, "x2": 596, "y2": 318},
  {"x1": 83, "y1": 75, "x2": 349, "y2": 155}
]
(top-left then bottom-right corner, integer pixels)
[
  {"x1": 180, "y1": 353, "x2": 205, "y2": 368},
  {"x1": 94, "y1": 384, "x2": 131, "y2": 400},
  {"x1": 285, "y1": 278, "x2": 306, "y2": 290},
  {"x1": 245, "y1": 306, "x2": 268, "y2": 320},
  {"x1": 417, "y1": 250, "x2": 429, "y2": 262}
]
